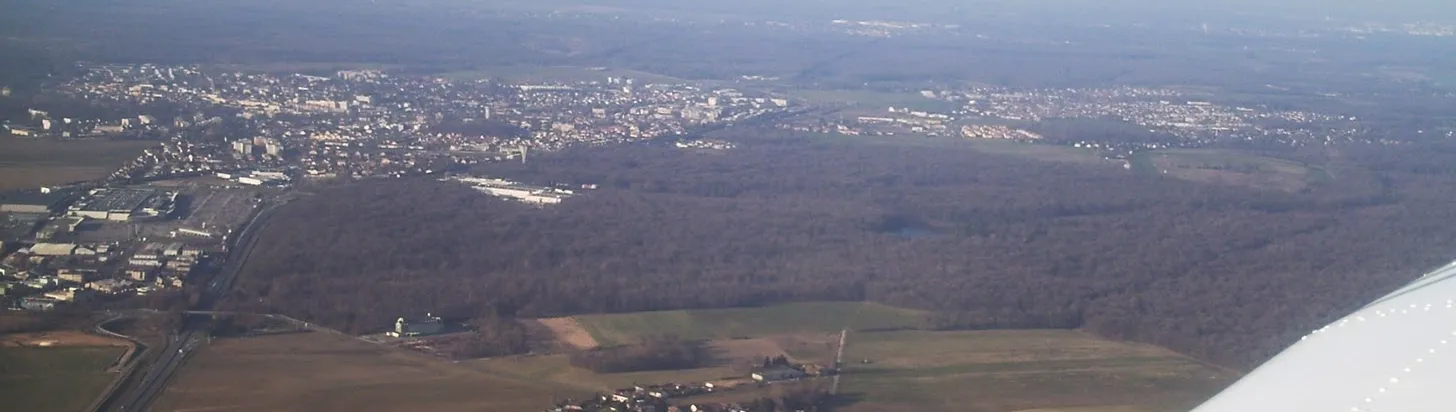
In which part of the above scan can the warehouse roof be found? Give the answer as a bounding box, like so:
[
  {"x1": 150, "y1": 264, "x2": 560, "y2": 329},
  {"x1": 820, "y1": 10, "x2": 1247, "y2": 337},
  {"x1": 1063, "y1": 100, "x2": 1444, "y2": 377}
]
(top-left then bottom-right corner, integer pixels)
[{"x1": 28, "y1": 243, "x2": 77, "y2": 256}]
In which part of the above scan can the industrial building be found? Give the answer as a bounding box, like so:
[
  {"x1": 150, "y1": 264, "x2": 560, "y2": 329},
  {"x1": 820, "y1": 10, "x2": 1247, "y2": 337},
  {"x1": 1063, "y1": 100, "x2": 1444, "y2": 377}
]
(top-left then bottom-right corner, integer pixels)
[
  {"x1": 28, "y1": 243, "x2": 78, "y2": 256},
  {"x1": 449, "y1": 177, "x2": 573, "y2": 205},
  {"x1": 69, "y1": 188, "x2": 177, "y2": 221},
  {"x1": 0, "y1": 188, "x2": 72, "y2": 214}
]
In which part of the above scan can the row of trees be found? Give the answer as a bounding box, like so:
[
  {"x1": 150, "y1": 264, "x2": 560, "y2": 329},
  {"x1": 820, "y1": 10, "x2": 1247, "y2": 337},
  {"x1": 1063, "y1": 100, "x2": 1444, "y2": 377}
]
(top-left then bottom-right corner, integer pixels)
[
  {"x1": 437, "y1": 316, "x2": 532, "y2": 359},
  {"x1": 224, "y1": 133, "x2": 1456, "y2": 369}
]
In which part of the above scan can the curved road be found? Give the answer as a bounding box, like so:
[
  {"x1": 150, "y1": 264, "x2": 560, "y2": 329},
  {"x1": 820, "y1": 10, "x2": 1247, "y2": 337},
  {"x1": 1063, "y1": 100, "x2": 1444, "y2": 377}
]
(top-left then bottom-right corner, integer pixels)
[{"x1": 107, "y1": 201, "x2": 281, "y2": 412}]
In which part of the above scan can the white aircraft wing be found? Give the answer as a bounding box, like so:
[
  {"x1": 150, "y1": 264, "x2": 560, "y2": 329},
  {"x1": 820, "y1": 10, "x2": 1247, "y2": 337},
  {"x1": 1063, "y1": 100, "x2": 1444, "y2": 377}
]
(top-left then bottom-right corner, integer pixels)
[{"x1": 1191, "y1": 261, "x2": 1456, "y2": 412}]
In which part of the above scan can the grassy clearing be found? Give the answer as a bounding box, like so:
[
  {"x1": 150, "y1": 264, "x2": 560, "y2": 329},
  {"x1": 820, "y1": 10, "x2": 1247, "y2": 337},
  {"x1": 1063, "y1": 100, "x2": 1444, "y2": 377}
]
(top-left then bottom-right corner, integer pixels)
[
  {"x1": 477, "y1": 328, "x2": 1231, "y2": 412},
  {"x1": 808, "y1": 132, "x2": 1117, "y2": 166},
  {"x1": 573, "y1": 302, "x2": 927, "y2": 347},
  {"x1": 832, "y1": 330, "x2": 1233, "y2": 412},
  {"x1": 154, "y1": 331, "x2": 577, "y2": 412},
  {"x1": 469, "y1": 354, "x2": 743, "y2": 392},
  {"x1": 0, "y1": 346, "x2": 126, "y2": 412},
  {"x1": 0, "y1": 136, "x2": 155, "y2": 190},
  {"x1": 438, "y1": 65, "x2": 686, "y2": 84},
  {"x1": 963, "y1": 139, "x2": 1120, "y2": 166},
  {"x1": 1131, "y1": 149, "x2": 1326, "y2": 191},
  {"x1": 785, "y1": 88, "x2": 955, "y2": 112}
]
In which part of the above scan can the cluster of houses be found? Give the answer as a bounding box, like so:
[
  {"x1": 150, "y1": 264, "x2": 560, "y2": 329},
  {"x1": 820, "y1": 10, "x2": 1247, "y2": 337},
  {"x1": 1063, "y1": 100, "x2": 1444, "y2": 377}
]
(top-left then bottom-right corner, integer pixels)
[
  {"x1": 1, "y1": 241, "x2": 206, "y2": 310},
  {"x1": 546, "y1": 382, "x2": 720, "y2": 412},
  {"x1": 546, "y1": 360, "x2": 837, "y2": 412}
]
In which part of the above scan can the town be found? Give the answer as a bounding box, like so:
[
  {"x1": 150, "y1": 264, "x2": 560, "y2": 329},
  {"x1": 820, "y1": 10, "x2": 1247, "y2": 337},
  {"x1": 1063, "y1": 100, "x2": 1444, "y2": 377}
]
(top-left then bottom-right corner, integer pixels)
[
  {"x1": 1, "y1": 64, "x2": 798, "y2": 314},
  {"x1": 778, "y1": 85, "x2": 1396, "y2": 157},
  {"x1": 4, "y1": 63, "x2": 792, "y2": 183}
]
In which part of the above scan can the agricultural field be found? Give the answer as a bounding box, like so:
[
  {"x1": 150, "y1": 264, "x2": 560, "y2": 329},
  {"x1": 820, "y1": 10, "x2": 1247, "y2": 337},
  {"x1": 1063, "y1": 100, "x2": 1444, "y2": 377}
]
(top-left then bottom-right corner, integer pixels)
[
  {"x1": 153, "y1": 331, "x2": 577, "y2": 412},
  {"x1": 1129, "y1": 149, "x2": 1329, "y2": 192},
  {"x1": 470, "y1": 353, "x2": 741, "y2": 393},
  {"x1": 0, "y1": 136, "x2": 155, "y2": 190},
  {"x1": 491, "y1": 304, "x2": 1233, "y2": 411},
  {"x1": 0, "y1": 344, "x2": 128, "y2": 412},
  {"x1": 827, "y1": 330, "x2": 1234, "y2": 412},
  {"x1": 572, "y1": 302, "x2": 927, "y2": 347}
]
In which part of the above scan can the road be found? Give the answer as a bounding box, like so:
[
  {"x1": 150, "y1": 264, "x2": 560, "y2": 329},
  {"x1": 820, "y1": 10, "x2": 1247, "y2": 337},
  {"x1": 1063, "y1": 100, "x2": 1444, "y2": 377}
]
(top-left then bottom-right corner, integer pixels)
[
  {"x1": 106, "y1": 201, "x2": 281, "y2": 412},
  {"x1": 831, "y1": 328, "x2": 847, "y2": 395}
]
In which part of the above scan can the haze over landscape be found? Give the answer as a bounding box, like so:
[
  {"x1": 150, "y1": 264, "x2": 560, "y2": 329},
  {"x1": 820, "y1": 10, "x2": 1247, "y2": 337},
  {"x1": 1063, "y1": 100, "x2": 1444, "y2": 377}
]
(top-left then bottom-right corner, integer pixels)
[{"x1": 1, "y1": 1, "x2": 1454, "y2": 411}]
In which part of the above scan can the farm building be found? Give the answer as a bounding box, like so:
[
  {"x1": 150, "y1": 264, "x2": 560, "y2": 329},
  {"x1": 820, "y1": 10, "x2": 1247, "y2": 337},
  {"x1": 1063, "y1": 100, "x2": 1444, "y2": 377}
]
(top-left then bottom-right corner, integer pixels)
[
  {"x1": 388, "y1": 313, "x2": 445, "y2": 337},
  {"x1": 751, "y1": 367, "x2": 808, "y2": 383}
]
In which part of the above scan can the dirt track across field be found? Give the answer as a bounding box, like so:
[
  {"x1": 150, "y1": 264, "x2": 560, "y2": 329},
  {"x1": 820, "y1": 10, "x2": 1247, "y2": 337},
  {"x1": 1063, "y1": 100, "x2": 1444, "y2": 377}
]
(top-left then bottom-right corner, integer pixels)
[
  {"x1": 0, "y1": 330, "x2": 130, "y2": 348},
  {"x1": 536, "y1": 317, "x2": 599, "y2": 350}
]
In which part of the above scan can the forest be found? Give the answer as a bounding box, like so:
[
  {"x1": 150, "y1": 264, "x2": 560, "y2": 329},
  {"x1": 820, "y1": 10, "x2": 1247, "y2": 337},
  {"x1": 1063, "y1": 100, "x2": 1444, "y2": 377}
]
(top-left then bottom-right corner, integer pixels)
[{"x1": 223, "y1": 131, "x2": 1456, "y2": 369}]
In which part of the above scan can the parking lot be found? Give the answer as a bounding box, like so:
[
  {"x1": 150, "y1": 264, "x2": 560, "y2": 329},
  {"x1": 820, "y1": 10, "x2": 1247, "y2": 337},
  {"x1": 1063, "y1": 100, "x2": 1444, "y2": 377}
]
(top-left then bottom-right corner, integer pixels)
[{"x1": 141, "y1": 184, "x2": 260, "y2": 242}]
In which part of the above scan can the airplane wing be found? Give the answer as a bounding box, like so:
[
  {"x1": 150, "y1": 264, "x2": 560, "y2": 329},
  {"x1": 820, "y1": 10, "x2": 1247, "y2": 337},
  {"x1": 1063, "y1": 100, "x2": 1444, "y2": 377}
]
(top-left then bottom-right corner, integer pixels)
[{"x1": 1191, "y1": 261, "x2": 1456, "y2": 412}]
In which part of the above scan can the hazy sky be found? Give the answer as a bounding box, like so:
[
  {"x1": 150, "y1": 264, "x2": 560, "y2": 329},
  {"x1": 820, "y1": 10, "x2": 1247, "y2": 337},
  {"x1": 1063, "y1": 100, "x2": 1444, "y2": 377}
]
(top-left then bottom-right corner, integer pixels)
[{"x1": 525, "y1": 0, "x2": 1456, "y2": 24}]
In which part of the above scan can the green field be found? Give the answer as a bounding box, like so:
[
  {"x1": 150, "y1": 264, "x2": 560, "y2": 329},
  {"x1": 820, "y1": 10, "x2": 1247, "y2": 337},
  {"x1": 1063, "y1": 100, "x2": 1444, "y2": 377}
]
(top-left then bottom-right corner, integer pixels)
[
  {"x1": 471, "y1": 354, "x2": 741, "y2": 392},
  {"x1": 574, "y1": 302, "x2": 927, "y2": 347},
  {"x1": 830, "y1": 330, "x2": 1232, "y2": 412},
  {"x1": 785, "y1": 88, "x2": 957, "y2": 112},
  {"x1": 0, "y1": 136, "x2": 156, "y2": 190},
  {"x1": 801, "y1": 132, "x2": 1118, "y2": 167},
  {"x1": 437, "y1": 65, "x2": 688, "y2": 84},
  {"x1": 1129, "y1": 149, "x2": 1328, "y2": 191},
  {"x1": 963, "y1": 139, "x2": 1120, "y2": 166},
  {"x1": 0, "y1": 346, "x2": 125, "y2": 412},
  {"x1": 476, "y1": 327, "x2": 1233, "y2": 412},
  {"x1": 155, "y1": 331, "x2": 574, "y2": 412}
]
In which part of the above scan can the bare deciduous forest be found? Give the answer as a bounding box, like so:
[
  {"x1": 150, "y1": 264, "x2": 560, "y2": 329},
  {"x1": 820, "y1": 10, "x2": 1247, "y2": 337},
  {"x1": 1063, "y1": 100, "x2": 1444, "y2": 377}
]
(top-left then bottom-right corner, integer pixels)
[{"x1": 224, "y1": 134, "x2": 1456, "y2": 368}]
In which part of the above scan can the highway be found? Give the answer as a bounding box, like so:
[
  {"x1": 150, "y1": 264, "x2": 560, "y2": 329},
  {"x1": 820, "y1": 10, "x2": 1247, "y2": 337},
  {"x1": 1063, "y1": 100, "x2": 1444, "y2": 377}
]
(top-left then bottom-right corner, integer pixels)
[{"x1": 106, "y1": 200, "x2": 281, "y2": 412}]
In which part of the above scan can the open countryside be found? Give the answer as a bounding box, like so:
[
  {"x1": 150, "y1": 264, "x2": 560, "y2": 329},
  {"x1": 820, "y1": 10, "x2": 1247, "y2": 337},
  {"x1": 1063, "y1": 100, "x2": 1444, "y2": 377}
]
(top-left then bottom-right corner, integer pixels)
[
  {"x1": 1129, "y1": 149, "x2": 1330, "y2": 192},
  {"x1": 153, "y1": 331, "x2": 573, "y2": 412},
  {"x1": 573, "y1": 302, "x2": 927, "y2": 346},
  {"x1": 0, "y1": 343, "x2": 129, "y2": 412},
  {"x1": 828, "y1": 330, "x2": 1234, "y2": 412},
  {"x1": 467, "y1": 304, "x2": 1234, "y2": 411},
  {"x1": 0, "y1": 136, "x2": 156, "y2": 190}
]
